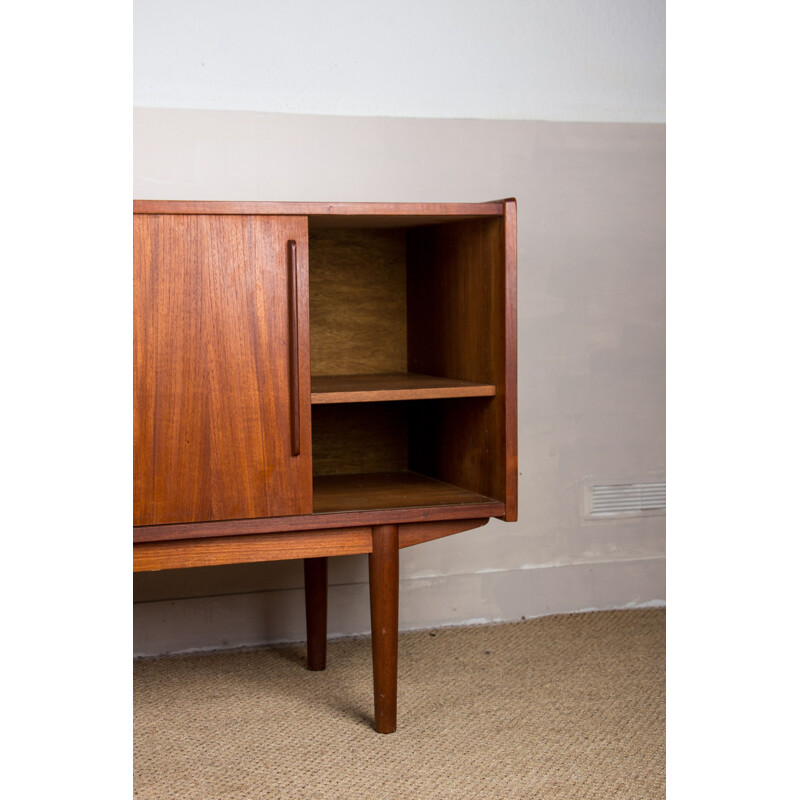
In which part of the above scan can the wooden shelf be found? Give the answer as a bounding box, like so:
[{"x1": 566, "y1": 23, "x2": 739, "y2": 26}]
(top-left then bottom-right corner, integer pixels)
[
  {"x1": 313, "y1": 471, "x2": 503, "y2": 514},
  {"x1": 310, "y1": 373, "x2": 496, "y2": 404}
]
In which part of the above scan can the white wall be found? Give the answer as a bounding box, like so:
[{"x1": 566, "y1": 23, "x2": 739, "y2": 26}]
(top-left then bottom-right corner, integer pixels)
[{"x1": 134, "y1": 0, "x2": 665, "y2": 123}]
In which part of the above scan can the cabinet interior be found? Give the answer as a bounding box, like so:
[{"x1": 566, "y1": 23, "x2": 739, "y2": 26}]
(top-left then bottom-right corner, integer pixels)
[{"x1": 307, "y1": 218, "x2": 507, "y2": 513}]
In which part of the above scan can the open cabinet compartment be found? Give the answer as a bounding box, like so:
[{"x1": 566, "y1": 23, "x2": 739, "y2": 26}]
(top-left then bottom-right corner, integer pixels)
[{"x1": 307, "y1": 216, "x2": 512, "y2": 516}]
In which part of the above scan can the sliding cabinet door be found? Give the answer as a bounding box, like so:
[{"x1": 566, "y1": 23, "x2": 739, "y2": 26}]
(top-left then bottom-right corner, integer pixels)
[{"x1": 134, "y1": 213, "x2": 311, "y2": 526}]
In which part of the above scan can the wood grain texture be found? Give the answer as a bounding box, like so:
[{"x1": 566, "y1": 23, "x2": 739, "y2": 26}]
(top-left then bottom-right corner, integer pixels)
[
  {"x1": 310, "y1": 372, "x2": 496, "y2": 404},
  {"x1": 406, "y1": 214, "x2": 512, "y2": 510},
  {"x1": 304, "y1": 557, "x2": 328, "y2": 670},
  {"x1": 132, "y1": 517, "x2": 490, "y2": 571},
  {"x1": 398, "y1": 518, "x2": 489, "y2": 549},
  {"x1": 133, "y1": 528, "x2": 372, "y2": 572},
  {"x1": 133, "y1": 213, "x2": 312, "y2": 526},
  {"x1": 502, "y1": 199, "x2": 519, "y2": 520},
  {"x1": 309, "y1": 228, "x2": 407, "y2": 375},
  {"x1": 369, "y1": 524, "x2": 399, "y2": 733},
  {"x1": 310, "y1": 403, "x2": 408, "y2": 476},
  {"x1": 312, "y1": 471, "x2": 498, "y2": 513},
  {"x1": 134, "y1": 200, "x2": 504, "y2": 221},
  {"x1": 133, "y1": 497, "x2": 505, "y2": 545}
]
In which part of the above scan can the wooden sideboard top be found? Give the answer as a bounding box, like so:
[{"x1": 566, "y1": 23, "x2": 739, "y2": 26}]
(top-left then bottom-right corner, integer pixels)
[{"x1": 133, "y1": 199, "x2": 515, "y2": 228}]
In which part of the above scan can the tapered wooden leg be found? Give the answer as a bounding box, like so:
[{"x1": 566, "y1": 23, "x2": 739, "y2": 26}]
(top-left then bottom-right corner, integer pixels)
[
  {"x1": 369, "y1": 524, "x2": 399, "y2": 733},
  {"x1": 304, "y1": 557, "x2": 327, "y2": 671}
]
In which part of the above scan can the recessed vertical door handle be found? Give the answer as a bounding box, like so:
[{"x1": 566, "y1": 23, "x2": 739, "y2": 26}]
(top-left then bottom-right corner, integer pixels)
[{"x1": 288, "y1": 240, "x2": 301, "y2": 456}]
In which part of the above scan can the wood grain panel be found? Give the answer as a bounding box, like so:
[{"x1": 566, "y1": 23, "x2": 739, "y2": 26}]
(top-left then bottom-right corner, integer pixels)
[
  {"x1": 133, "y1": 499, "x2": 506, "y2": 544},
  {"x1": 310, "y1": 372, "x2": 496, "y2": 403},
  {"x1": 398, "y1": 518, "x2": 489, "y2": 548},
  {"x1": 311, "y1": 403, "x2": 407, "y2": 476},
  {"x1": 133, "y1": 213, "x2": 312, "y2": 525},
  {"x1": 309, "y1": 228, "x2": 407, "y2": 375},
  {"x1": 312, "y1": 471, "x2": 498, "y2": 513},
  {"x1": 133, "y1": 517, "x2": 490, "y2": 571},
  {"x1": 133, "y1": 528, "x2": 372, "y2": 572},
  {"x1": 502, "y1": 199, "x2": 519, "y2": 520},
  {"x1": 134, "y1": 200, "x2": 505, "y2": 221}
]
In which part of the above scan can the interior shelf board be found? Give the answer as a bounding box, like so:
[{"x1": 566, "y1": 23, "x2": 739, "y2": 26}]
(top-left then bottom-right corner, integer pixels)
[
  {"x1": 310, "y1": 372, "x2": 496, "y2": 404},
  {"x1": 312, "y1": 471, "x2": 503, "y2": 514}
]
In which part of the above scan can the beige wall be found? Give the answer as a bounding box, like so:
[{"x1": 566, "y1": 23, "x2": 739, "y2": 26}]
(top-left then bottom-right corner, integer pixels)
[{"x1": 133, "y1": 108, "x2": 665, "y2": 656}]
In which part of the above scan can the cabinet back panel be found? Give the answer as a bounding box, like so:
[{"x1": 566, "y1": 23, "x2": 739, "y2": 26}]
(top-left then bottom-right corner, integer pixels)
[
  {"x1": 309, "y1": 229, "x2": 407, "y2": 375},
  {"x1": 311, "y1": 403, "x2": 408, "y2": 476}
]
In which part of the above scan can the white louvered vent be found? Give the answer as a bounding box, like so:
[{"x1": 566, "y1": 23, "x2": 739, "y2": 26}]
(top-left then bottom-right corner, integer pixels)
[{"x1": 588, "y1": 482, "x2": 666, "y2": 517}]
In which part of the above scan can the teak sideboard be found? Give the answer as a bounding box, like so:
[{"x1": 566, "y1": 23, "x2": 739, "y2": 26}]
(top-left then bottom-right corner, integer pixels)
[{"x1": 133, "y1": 199, "x2": 517, "y2": 733}]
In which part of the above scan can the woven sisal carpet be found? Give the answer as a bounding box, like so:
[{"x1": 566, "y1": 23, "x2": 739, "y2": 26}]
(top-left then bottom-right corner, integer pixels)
[{"x1": 134, "y1": 609, "x2": 665, "y2": 799}]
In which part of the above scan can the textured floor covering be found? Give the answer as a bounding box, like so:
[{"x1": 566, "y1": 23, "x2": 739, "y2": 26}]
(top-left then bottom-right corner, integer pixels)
[{"x1": 134, "y1": 609, "x2": 665, "y2": 799}]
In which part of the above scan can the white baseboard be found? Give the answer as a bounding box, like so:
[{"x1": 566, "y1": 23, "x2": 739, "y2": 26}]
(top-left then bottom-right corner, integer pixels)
[{"x1": 134, "y1": 557, "x2": 665, "y2": 657}]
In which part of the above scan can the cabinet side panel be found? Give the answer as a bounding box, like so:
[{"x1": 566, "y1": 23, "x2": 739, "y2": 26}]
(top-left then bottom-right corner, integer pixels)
[
  {"x1": 503, "y1": 200, "x2": 518, "y2": 520},
  {"x1": 133, "y1": 214, "x2": 312, "y2": 525},
  {"x1": 406, "y1": 217, "x2": 509, "y2": 507}
]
